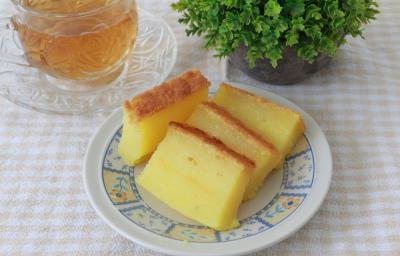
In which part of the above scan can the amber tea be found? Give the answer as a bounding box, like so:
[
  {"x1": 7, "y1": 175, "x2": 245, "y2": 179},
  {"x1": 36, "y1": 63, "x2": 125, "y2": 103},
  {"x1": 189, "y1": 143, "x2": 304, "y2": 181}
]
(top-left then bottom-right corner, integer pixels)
[{"x1": 13, "y1": 0, "x2": 138, "y2": 82}]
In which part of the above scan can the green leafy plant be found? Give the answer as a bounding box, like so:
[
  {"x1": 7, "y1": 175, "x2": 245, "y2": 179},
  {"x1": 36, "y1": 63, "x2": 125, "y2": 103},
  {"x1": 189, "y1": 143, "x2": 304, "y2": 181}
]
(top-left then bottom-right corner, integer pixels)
[{"x1": 172, "y1": 0, "x2": 379, "y2": 68}]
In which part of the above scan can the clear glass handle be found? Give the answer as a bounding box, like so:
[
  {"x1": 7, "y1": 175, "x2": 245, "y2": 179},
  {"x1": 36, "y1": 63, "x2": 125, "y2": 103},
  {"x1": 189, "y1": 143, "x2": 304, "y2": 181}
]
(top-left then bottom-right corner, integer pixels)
[
  {"x1": 0, "y1": 16, "x2": 13, "y2": 29},
  {"x1": 0, "y1": 16, "x2": 30, "y2": 67}
]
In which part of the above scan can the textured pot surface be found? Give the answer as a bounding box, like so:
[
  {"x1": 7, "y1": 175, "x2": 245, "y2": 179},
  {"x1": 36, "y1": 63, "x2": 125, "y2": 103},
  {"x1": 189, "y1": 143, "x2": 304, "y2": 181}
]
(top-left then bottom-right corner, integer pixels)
[{"x1": 229, "y1": 45, "x2": 332, "y2": 85}]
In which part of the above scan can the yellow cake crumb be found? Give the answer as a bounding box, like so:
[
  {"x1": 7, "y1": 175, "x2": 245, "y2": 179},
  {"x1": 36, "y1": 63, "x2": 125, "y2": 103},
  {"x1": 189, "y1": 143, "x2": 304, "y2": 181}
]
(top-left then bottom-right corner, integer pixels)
[
  {"x1": 187, "y1": 102, "x2": 280, "y2": 200},
  {"x1": 136, "y1": 122, "x2": 255, "y2": 230},
  {"x1": 118, "y1": 70, "x2": 210, "y2": 165},
  {"x1": 213, "y1": 83, "x2": 305, "y2": 164}
]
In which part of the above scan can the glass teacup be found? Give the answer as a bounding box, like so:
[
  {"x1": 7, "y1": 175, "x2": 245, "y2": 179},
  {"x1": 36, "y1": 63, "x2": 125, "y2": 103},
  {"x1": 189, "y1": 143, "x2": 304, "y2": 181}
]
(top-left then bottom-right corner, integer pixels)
[{"x1": 10, "y1": 0, "x2": 138, "y2": 91}]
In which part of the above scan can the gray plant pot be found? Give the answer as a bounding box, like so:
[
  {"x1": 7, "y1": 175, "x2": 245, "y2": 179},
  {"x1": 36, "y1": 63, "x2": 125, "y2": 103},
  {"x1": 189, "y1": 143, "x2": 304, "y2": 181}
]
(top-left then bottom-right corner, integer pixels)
[{"x1": 228, "y1": 44, "x2": 332, "y2": 85}]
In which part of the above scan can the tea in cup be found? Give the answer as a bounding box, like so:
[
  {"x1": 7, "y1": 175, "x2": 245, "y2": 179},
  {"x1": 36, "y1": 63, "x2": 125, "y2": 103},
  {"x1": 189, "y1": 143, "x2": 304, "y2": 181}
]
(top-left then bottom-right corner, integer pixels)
[{"x1": 11, "y1": 0, "x2": 138, "y2": 90}]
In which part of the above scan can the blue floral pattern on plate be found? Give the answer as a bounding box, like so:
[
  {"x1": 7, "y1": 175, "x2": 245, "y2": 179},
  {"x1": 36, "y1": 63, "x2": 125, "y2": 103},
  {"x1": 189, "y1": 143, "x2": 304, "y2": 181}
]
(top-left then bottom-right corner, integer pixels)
[{"x1": 102, "y1": 127, "x2": 315, "y2": 243}]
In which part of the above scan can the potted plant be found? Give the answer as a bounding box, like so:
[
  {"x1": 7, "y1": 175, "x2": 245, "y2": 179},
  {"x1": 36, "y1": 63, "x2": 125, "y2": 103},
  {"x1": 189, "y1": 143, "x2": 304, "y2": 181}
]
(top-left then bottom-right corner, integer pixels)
[{"x1": 172, "y1": 0, "x2": 379, "y2": 85}]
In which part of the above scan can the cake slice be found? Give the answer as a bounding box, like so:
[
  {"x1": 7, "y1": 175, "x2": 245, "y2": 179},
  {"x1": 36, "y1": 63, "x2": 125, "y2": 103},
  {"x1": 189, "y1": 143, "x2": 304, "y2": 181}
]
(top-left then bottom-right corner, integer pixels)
[
  {"x1": 118, "y1": 70, "x2": 210, "y2": 166},
  {"x1": 136, "y1": 122, "x2": 255, "y2": 231},
  {"x1": 213, "y1": 83, "x2": 305, "y2": 162},
  {"x1": 187, "y1": 102, "x2": 280, "y2": 200}
]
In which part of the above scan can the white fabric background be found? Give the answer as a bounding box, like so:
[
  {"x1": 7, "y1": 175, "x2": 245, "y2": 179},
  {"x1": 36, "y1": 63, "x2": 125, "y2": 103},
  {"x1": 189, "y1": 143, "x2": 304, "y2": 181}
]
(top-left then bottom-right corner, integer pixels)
[{"x1": 0, "y1": 0, "x2": 399, "y2": 255}]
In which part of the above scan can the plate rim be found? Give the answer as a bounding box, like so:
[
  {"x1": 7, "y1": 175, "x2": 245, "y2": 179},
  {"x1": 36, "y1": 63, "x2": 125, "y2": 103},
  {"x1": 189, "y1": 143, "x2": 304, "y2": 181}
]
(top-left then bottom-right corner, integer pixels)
[{"x1": 83, "y1": 82, "x2": 332, "y2": 256}]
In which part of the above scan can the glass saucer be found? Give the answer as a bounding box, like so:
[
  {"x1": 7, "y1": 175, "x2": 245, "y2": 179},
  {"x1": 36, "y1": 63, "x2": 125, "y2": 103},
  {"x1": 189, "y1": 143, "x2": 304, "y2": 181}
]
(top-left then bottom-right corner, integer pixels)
[{"x1": 0, "y1": 7, "x2": 177, "y2": 115}]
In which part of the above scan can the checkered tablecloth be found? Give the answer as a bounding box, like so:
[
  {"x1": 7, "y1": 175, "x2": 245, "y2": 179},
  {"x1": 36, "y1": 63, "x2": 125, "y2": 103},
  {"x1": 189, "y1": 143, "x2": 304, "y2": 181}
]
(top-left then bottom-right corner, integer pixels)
[{"x1": 1, "y1": 0, "x2": 399, "y2": 255}]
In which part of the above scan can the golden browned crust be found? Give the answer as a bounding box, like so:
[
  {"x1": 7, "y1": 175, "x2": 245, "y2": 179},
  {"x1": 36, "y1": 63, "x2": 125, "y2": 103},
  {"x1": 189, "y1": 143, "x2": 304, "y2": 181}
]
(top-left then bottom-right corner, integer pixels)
[
  {"x1": 219, "y1": 83, "x2": 304, "y2": 121},
  {"x1": 200, "y1": 102, "x2": 279, "y2": 155},
  {"x1": 169, "y1": 122, "x2": 255, "y2": 172},
  {"x1": 124, "y1": 70, "x2": 210, "y2": 120}
]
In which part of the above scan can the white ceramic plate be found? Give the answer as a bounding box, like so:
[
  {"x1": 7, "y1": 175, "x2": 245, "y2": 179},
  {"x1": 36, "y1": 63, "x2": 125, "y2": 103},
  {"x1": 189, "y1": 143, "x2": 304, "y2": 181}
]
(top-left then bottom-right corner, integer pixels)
[{"x1": 84, "y1": 82, "x2": 332, "y2": 256}]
